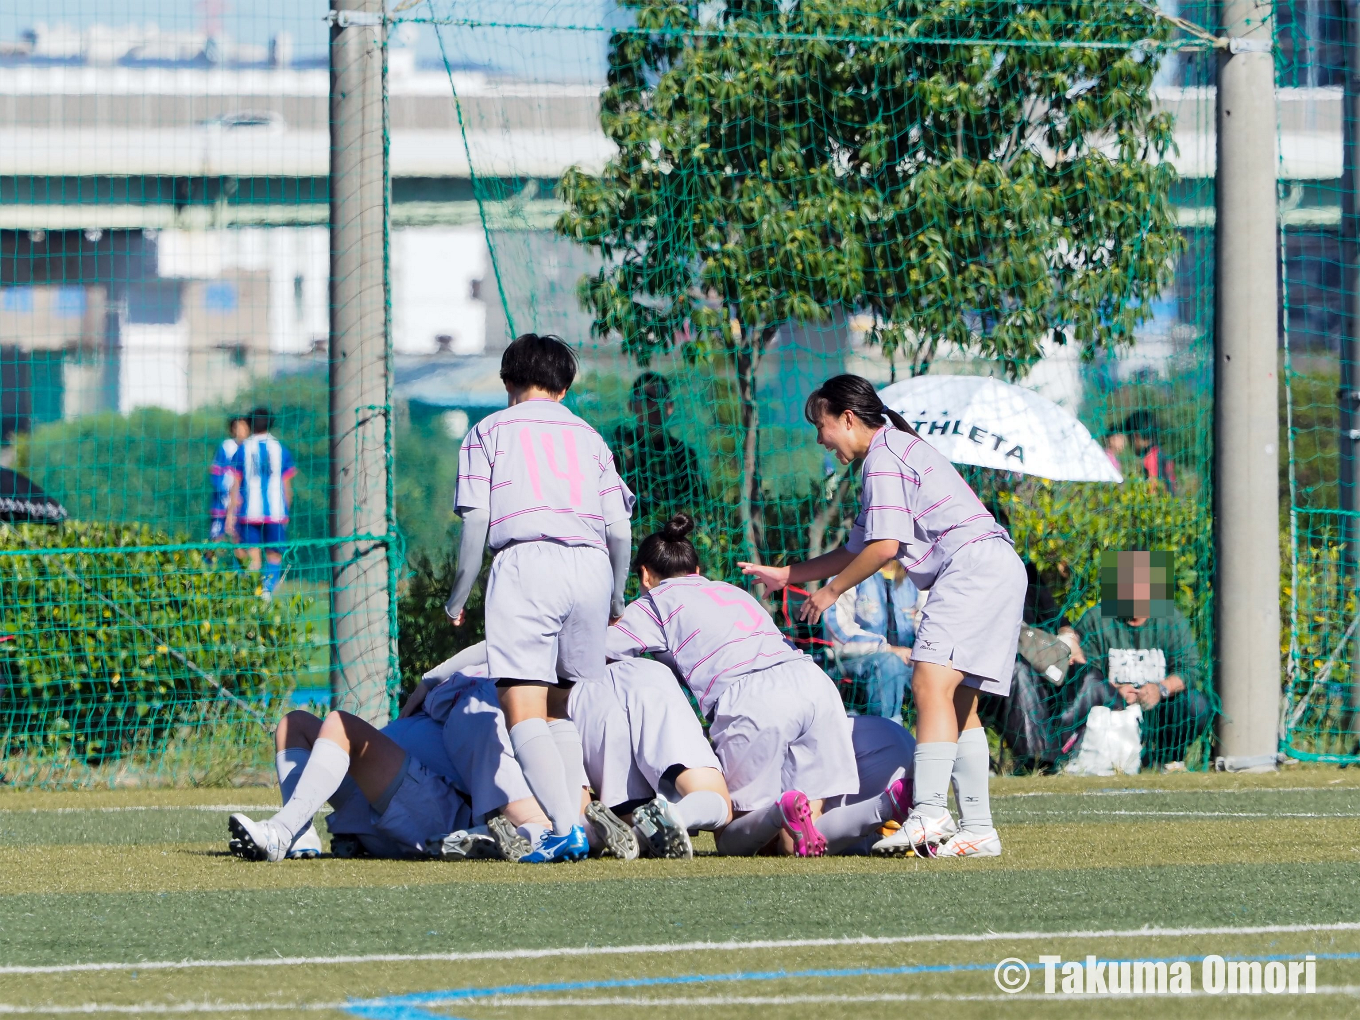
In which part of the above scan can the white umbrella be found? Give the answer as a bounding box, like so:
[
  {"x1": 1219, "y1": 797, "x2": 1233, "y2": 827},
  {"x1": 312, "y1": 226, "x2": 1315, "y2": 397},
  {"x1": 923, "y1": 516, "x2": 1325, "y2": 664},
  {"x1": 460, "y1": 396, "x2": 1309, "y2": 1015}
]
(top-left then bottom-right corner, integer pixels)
[{"x1": 878, "y1": 374, "x2": 1122, "y2": 483}]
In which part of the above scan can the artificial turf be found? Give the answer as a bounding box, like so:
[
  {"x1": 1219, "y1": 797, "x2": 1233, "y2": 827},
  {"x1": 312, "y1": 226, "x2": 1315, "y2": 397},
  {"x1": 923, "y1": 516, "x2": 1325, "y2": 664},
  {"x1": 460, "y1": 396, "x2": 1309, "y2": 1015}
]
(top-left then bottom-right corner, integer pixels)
[{"x1": 2, "y1": 768, "x2": 1359, "y2": 1019}]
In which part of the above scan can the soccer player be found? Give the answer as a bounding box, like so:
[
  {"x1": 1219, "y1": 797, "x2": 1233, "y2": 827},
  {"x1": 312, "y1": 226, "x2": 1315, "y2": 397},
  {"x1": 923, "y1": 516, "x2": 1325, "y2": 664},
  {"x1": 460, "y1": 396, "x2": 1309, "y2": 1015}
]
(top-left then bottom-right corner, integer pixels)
[
  {"x1": 608, "y1": 514, "x2": 858, "y2": 857},
  {"x1": 569, "y1": 656, "x2": 732, "y2": 858},
  {"x1": 443, "y1": 334, "x2": 634, "y2": 864},
  {"x1": 225, "y1": 407, "x2": 296, "y2": 598},
  {"x1": 741, "y1": 375, "x2": 1026, "y2": 858},
  {"x1": 816, "y1": 715, "x2": 916, "y2": 855},
  {"x1": 209, "y1": 415, "x2": 248, "y2": 546},
  {"x1": 230, "y1": 652, "x2": 552, "y2": 862},
  {"x1": 415, "y1": 644, "x2": 638, "y2": 861}
]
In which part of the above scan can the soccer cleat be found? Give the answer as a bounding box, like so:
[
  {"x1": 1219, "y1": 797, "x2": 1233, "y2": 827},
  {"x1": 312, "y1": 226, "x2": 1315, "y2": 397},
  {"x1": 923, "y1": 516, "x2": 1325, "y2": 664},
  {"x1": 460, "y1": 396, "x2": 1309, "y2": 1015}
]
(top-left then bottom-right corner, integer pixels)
[
  {"x1": 486, "y1": 815, "x2": 532, "y2": 863},
  {"x1": 228, "y1": 813, "x2": 289, "y2": 863},
  {"x1": 871, "y1": 807, "x2": 957, "y2": 858},
  {"x1": 329, "y1": 833, "x2": 367, "y2": 858},
  {"x1": 778, "y1": 790, "x2": 827, "y2": 858},
  {"x1": 285, "y1": 825, "x2": 324, "y2": 860},
  {"x1": 632, "y1": 796, "x2": 693, "y2": 860},
  {"x1": 439, "y1": 828, "x2": 503, "y2": 861},
  {"x1": 585, "y1": 801, "x2": 640, "y2": 860},
  {"x1": 884, "y1": 777, "x2": 912, "y2": 824},
  {"x1": 936, "y1": 828, "x2": 1002, "y2": 858},
  {"x1": 518, "y1": 824, "x2": 590, "y2": 863}
]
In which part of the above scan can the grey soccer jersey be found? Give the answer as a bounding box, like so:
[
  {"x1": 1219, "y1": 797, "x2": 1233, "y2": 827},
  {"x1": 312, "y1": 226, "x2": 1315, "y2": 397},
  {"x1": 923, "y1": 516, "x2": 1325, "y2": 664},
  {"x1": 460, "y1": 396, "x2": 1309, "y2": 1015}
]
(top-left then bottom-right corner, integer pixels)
[
  {"x1": 606, "y1": 574, "x2": 804, "y2": 715},
  {"x1": 846, "y1": 426, "x2": 1011, "y2": 590},
  {"x1": 455, "y1": 398, "x2": 634, "y2": 552}
]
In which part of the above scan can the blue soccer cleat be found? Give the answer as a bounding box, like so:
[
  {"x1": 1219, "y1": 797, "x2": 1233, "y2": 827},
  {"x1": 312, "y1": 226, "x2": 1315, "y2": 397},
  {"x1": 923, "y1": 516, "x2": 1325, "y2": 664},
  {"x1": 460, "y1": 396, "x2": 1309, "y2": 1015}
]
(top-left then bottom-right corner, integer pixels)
[{"x1": 519, "y1": 824, "x2": 590, "y2": 863}]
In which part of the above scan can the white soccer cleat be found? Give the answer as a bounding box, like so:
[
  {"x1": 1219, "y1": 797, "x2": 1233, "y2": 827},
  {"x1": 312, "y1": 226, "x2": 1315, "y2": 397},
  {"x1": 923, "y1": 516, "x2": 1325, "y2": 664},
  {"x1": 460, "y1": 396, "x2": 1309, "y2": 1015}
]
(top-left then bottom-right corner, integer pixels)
[
  {"x1": 228, "y1": 813, "x2": 289, "y2": 863},
  {"x1": 632, "y1": 795, "x2": 693, "y2": 860},
  {"x1": 871, "y1": 807, "x2": 957, "y2": 858},
  {"x1": 285, "y1": 825, "x2": 324, "y2": 860},
  {"x1": 586, "y1": 801, "x2": 641, "y2": 860},
  {"x1": 487, "y1": 815, "x2": 532, "y2": 862},
  {"x1": 936, "y1": 828, "x2": 1002, "y2": 858},
  {"x1": 439, "y1": 827, "x2": 504, "y2": 861}
]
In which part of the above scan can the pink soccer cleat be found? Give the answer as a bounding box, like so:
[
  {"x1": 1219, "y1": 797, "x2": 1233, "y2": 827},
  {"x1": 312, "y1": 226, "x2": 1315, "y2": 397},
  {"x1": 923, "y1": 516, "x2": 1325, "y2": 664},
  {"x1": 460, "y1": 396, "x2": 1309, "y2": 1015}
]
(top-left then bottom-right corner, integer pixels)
[
  {"x1": 885, "y1": 777, "x2": 912, "y2": 824},
  {"x1": 778, "y1": 790, "x2": 828, "y2": 857}
]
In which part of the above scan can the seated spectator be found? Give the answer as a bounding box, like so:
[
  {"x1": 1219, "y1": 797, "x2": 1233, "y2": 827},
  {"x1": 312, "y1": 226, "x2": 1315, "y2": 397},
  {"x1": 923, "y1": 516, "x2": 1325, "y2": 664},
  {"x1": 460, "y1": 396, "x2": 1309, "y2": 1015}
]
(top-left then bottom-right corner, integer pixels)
[
  {"x1": 1105, "y1": 410, "x2": 1177, "y2": 495},
  {"x1": 823, "y1": 561, "x2": 916, "y2": 724},
  {"x1": 1071, "y1": 598, "x2": 1213, "y2": 769},
  {"x1": 979, "y1": 563, "x2": 1110, "y2": 772}
]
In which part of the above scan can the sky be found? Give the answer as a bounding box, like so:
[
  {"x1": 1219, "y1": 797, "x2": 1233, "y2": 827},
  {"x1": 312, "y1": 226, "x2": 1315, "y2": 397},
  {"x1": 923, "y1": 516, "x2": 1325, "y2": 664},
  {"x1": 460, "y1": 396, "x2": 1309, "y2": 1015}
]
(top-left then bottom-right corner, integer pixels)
[{"x1": 0, "y1": 0, "x2": 618, "y2": 81}]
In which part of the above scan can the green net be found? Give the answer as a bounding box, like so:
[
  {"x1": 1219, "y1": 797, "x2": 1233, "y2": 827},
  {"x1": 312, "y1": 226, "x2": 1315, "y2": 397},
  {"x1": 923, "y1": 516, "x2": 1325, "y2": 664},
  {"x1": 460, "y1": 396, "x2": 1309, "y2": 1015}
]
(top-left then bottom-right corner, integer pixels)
[
  {"x1": 0, "y1": 0, "x2": 1334, "y2": 783},
  {"x1": 410, "y1": 0, "x2": 1225, "y2": 772},
  {"x1": 0, "y1": 2, "x2": 395, "y2": 786}
]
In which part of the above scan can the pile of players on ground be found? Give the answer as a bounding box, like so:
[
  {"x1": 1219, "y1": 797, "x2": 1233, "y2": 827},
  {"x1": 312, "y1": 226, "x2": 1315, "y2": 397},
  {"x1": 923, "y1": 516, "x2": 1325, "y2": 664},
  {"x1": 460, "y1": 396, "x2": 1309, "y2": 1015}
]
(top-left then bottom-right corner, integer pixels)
[{"x1": 228, "y1": 334, "x2": 1022, "y2": 863}]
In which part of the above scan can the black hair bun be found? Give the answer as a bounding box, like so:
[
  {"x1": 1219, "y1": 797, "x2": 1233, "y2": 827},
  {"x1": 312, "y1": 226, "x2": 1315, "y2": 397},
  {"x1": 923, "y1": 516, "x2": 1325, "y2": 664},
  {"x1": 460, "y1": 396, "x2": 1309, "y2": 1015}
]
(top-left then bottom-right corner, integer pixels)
[{"x1": 660, "y1": 513, "x2": 694, "y2": 541}]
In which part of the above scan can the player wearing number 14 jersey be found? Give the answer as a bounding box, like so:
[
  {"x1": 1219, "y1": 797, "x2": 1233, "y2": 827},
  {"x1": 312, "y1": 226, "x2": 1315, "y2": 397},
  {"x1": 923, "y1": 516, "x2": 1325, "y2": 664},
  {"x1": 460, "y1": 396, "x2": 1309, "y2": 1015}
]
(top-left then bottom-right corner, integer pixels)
[{"x1": 445, "y1": 333, "x2": 634, "y2": 864}]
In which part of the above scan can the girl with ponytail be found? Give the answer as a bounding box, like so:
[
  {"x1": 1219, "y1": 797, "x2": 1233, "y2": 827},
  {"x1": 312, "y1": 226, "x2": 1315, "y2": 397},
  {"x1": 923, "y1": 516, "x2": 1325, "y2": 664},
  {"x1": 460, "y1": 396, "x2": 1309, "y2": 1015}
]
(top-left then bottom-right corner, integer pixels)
[
  {"x1": 740, "y1": 374, "x2": 1027, "y2": 859},
  {"x1": 607, "y1": 513, "x2": 883, "y2": 858}
]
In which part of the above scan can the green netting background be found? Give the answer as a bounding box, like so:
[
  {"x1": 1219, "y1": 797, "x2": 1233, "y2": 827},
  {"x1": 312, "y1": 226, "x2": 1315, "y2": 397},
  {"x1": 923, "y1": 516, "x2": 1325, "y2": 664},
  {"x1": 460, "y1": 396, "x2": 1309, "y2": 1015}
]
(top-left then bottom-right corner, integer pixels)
[{"x1": 0, "y1": 0, "x2": 1337, "y2": 784}]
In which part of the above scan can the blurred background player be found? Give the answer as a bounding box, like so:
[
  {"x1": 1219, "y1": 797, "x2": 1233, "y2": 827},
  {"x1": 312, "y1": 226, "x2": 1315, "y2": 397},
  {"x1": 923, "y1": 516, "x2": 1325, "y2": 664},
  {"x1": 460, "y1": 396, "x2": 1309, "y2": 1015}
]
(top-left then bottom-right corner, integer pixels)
[
  {"x1": 610, "y1": 514, "x2": 858, "y2": 857},
  {"x1": 225, "y1": 407, "x2": 296, "y2": 599},
  {"x1": 824, "y1": 560, "x2": 918, "y2": 724},
  {"x1": 209, "y1": 415, "x2": 249, "y2": 558},
  {"x1": 443, "y1": 333, "x2": 634, "y2": 864}
]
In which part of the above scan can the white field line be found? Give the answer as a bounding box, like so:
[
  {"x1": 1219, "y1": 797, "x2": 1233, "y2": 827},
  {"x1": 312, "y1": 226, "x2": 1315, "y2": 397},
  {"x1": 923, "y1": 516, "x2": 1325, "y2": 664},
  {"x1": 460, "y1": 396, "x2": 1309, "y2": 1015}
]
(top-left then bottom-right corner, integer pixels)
[
  {"x1": 997, "y1": 786, "x2": 1360, "y2": 798},
  {"x1": 1003, "y1": 809, "x2": 1355, "y2": 819},
  {"x1": 0, "y1": 1003, "x2": 342, "y2": 1014},
  {"x1": 6, "y1": 923, "x2": 1360, "y2": 976},
  {"x1": 0, "y1": 806, "x2": 272, "y2": 816},
  {"x1": 471, "y1": 987, "x2": 1360, "y2": 1006},
  {"x1": 4, "y1": 988, "x2": 1360, "y2": 1013}
]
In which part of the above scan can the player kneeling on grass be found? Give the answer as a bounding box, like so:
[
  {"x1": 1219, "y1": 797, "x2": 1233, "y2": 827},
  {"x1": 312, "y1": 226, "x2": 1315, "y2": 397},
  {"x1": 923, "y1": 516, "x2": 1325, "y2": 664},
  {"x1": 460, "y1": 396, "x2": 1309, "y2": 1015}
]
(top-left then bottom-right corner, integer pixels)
[
  {"x1": 443, "y1": 333, "x2": 635, "y2": 864},
  {"x1": 569, "y1": 656, "x2": 733, "y2": 859},
  {"x1": 409, "y1": 643, "x2": 639, "y2": 861},
  {"x1": 608, "y1": 514, "x2": 904, "y2": 857},
  {"x1": 230, "y1": 649, "x2": 552, "y2": 862}
]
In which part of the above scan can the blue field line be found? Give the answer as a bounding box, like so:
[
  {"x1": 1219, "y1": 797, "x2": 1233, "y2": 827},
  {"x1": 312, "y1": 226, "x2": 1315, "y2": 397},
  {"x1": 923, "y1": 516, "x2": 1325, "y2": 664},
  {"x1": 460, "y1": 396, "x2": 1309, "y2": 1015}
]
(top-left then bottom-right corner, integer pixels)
[{"x1": 343, "y1": 952, "x2": 1360, "y2": 1019}]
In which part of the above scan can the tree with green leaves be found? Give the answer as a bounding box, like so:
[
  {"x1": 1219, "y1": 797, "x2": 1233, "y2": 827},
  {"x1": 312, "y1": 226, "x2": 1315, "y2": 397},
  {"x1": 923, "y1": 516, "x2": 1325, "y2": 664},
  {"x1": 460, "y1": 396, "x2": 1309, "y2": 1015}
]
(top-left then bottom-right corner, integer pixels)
[{"x1": 557, "y1": 0, "x2": 1183, "y2": 563}]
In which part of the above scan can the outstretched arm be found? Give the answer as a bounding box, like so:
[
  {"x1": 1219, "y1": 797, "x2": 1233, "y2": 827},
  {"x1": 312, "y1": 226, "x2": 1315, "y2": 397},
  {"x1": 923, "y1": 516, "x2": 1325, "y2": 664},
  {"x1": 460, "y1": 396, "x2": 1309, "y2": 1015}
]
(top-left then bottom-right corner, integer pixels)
[
  {"x1": 798, "y1": 540, "x2": 900, "y2": 625},
  {"x1": 739, "y1": 546, "x2": 858, "y2": 593},
  {"x1": 444, "y1": 507, "x2": 490, "y2": 625}
]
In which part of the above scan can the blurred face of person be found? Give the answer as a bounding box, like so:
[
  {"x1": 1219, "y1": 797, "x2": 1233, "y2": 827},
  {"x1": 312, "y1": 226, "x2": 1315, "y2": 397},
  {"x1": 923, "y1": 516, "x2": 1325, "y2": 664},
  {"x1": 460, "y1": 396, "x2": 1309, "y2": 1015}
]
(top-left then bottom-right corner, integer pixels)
[
  {"x1": 631, "y1": 391, "x2": 670, "y2": 431},
  {"x1": 1130, "y1": 431, "x2": 1152, "y2": 454},
  {"x1": 1105, "y1": 432, "x2": 1126, "y2": 455},
  {"x1": 230, "y1": 420, "x2": 249, "y2": 442}
]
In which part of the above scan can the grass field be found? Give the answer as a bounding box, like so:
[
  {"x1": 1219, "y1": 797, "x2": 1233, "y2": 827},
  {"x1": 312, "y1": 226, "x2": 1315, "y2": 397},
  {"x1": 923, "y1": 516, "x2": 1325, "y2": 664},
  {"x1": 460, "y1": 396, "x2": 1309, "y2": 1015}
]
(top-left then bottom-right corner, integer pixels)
[{"x1": 3, "y1": 768, "x2": 1360, "y2": 1018}]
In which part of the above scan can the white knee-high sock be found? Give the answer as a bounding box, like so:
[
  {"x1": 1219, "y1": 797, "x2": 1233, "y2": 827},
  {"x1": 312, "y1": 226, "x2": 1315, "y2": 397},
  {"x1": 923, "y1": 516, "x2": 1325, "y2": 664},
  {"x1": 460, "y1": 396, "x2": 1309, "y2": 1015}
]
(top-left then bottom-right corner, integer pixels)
[
  {"x1": 952, "y1": 727, "x2": 994, "y2": 832},
  {"x1": 509, "y1": 718, "x2": 578, "y2": 835},
  {"x1": 673, "y1": 790, "x2": 729, "y2": 832},
  {"x1": 715, "y1": 802, "x2": 784, "y2": 856},
  {"x1": 547, "y1": 719, "x2": 589, "y2": 821},
  {"x1": 815, "y1": 790, "x2": 897, "y2": 853},
  {"x1": 276, "y1": 748, "x2": 313, "y2": 839},
  {"x1": 271, "y1": 738, "x2": 350, "y2": 840},
  {"x1": 913, "y1": 741, "x2": 958, "y2": 812}
]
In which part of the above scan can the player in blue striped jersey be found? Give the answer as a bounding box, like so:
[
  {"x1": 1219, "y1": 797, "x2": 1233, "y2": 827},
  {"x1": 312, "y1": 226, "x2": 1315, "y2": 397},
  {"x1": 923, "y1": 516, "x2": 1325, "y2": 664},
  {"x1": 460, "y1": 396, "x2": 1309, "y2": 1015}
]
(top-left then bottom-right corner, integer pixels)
[
  {"x1": 209, "y1": 415, "x2": 249, "y2": 547},
  {"x1": 226, "y1": 407, "x2": 297, "y2": 598}
]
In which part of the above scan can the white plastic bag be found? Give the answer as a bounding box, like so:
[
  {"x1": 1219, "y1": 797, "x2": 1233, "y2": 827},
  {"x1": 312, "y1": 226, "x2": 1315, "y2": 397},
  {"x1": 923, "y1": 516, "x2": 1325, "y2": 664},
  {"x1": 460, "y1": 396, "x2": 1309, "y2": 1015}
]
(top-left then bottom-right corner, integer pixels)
[{"x1": 1065, "y1": 705, "x2": 1142, "y2": 776}]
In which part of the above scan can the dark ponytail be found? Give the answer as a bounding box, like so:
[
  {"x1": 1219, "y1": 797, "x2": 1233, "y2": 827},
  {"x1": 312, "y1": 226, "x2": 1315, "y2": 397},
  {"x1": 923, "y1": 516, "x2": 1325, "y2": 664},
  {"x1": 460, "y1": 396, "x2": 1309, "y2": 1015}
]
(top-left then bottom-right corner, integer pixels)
[
  {"x1": 635, "y1": 513, "x2": 700, "y2": 580},
  {"x1": 804, "y1": 374, "x2": 919, "y2": 437}
]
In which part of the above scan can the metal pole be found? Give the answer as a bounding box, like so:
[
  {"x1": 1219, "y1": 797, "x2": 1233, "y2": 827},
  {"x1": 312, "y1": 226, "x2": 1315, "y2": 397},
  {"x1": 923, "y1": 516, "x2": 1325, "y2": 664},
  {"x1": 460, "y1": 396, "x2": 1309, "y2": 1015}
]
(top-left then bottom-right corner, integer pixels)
[
  {"x1": 329, "y1": 0, "x2": 391, "y2": 724},
  {"x1": 1214, "y1": 0, "x2": 1281, "y2": 769},
  {"x1": 1343, "y1": 0, "x2": 1360, "y2": 742}
]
